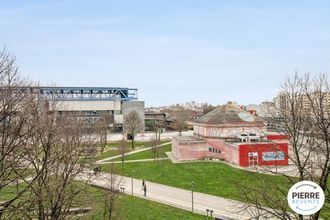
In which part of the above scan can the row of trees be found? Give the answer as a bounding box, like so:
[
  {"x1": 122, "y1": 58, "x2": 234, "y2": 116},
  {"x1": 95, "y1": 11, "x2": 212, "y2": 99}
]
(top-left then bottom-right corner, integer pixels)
[
  {"x1": 0, "y1": 47, "x2": 150, "y2": 219},
  {"x1": 0, "y1": 48, "x2": 98, "y2": 219},
  {"x1": 5, "y1": 44, "x2": 329, "y2": 219},
  {"x1": 240, "y1": 73, "x2": 330, "y2": 220}
]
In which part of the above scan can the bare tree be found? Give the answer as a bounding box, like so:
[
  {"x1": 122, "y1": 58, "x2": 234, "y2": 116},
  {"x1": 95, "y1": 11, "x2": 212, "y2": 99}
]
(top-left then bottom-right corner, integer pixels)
[
  {"x1": 0, "y1": 48, "x2": 41, "y2": 218},
  {"x1": 119, "y1": 138, "x2": 128, "y2": 173},
  {"x1": 303, "y1": 74, "x2": 330, "y2": 220},
  {"x1": 151, "y1": 138, "x2": 160, "y2": 162},
  {"x1": 103, "y1": 163, "x2": 122, "y2": 220},
  {"x1": 20, "y1": 100, "x2": 95, "y2": 220},
  {"x1": 124, "y1": 111, "x2": 142, "y2": 150},
  {"x1": 202, "y1": 103, "x2": 216, "y2": 114},
  {"x1": 172, "y1": 110, "x2": 191, "y2": 136},
  {"x1": 0, "y1": 47, "x2": 97, "y2": 219},
  {"x1": 239, "y1": 73, "x2": 330, "y2": 220},
  {"x1": 151, "y1": 120, "x2": 164, "y2": 161},
  {"x1": 119, "y1": 139, "x2": 128, "y2": 164},
  {"x1": 95, "y1": 112, "x2": 114, "y2": 153}
]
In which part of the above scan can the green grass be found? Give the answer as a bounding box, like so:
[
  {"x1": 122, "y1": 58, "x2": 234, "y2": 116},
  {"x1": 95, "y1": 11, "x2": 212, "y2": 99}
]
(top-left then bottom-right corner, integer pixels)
[
  {"x1": 0, "y1": 184, "x2": 29, "y2": 201},
  {"x1": 82, "y1": 186, "x2": 203, "y2": 220},
  {"x1": 81, "y1": 140, "x2": 171, "y2": 164},
  {"x1": 102, "y1": 160, "x2": 291, "y2": 201},
  {"x1": 113, "y1": 143, "x2": 172, "y2": 161},
  {"x1": 94, "y1": 149, "x2": 122, "y2": 160},
  {"x1": 102, "y1": 161, "x2": 330, "y2": 218},
  {"x1": 106, "y1": 140, "x2": 169, "y2": 149},
  {"x1": 79, "y1": 150, "x2": 122, "y2": 164},
  {"x1": 1, "y1": 183, "x2": 203, "y2": 219}
]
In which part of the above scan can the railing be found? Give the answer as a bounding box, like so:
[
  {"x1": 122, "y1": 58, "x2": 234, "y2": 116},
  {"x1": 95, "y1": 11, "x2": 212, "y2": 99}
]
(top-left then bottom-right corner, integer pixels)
[{"x1": 14, "y1": 87, "x2": 138, "y2": 101}]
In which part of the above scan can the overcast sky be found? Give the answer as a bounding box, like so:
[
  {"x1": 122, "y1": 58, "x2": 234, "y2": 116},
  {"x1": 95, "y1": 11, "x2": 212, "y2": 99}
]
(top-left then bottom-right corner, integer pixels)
[{"x1": 1, "y1": 0, "x2": 330, "y2": 107}]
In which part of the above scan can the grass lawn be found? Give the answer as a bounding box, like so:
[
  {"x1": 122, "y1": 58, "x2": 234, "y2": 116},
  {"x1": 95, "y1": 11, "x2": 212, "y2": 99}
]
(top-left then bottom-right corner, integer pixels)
[
  {"x1": 1, "y1": 183, "x2": 203, "y2": 219},
  {"x1": 106, "y1": 140, "x2": 169, "y2": 149},
  {"x1": 79, "y1": 149, "x2": 122, "y2": 164},
  {"x1": 80, "y1": 140, "x2": 170, "y2": 164},
  {"x1": 93, "y1": 149, "x2": 122, "y2": 161},
  {"x1": 102, "y1": 161, "x2": 330, "y2": 217},
  {"x1": 112, "y1": 143, "x2": 172, "y2": 161},
  {"x1": 82, "y1": 186, "x2": 204, "y2": 220},
  {"x1": 102, "y1": 161, "x2": 291, "y2": 201},
  {"x1": 0, "y1": 184, "x2": 29, "y2": 201}
]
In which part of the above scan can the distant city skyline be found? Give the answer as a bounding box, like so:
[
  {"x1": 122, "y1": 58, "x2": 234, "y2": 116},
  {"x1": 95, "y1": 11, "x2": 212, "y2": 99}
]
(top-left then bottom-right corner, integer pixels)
[{"x1": 1, "y1": 0, "x2": 330, "y2": 106}]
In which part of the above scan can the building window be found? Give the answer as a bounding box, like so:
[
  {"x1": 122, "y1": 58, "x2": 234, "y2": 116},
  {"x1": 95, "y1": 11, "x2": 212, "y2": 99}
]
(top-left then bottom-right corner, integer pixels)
[
  {"x1": 114, "y1": 110, "x2": 122, "y2": 115},
  {"x1": 208, "y1": 147, "x2": 221, "y2": 154}
]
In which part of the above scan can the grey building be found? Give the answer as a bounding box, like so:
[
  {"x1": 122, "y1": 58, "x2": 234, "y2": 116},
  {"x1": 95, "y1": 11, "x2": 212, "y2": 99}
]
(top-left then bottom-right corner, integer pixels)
[{"x1": 19, "y1": 86, "x2": 145, "y2": 132}]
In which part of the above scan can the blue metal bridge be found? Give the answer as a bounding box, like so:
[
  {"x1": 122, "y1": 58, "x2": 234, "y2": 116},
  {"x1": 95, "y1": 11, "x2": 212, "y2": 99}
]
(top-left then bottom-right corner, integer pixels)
[{"x1": 18, "y1": 87, "x2": 138, "y2": 101}]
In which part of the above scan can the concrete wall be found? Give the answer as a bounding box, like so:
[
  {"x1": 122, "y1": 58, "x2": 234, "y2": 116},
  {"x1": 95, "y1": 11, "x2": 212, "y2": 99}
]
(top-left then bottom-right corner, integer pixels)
[
  {"x1": 122, "y1": 101, "x2": 145, "y2": 132},
  {"x1": 114, "y1": 114, "x2": 123, "y2": 124},
  {"x1": 53, "y1": 100, "x2": 145, "y2": 132},
  {"x1": 239, "y1": 143, "x2": 288, "y2": 167},
  {"x1": 207, "y1": 139, "x2": 238, "y2": 164},
  {"x1": 172, "y1": 137, "x2": 210, "y2": 160},
  {"x1": 194, "y1": 125, "x2": 267, "y2": 139},
  {"x1": 172, "y1": 137, "x2": 227, "y2": 161},
  {"x1": 56, "y1": 100, "x2": 121, "y2": 111},
  {"x1": 54, "y1": 100, "x2": 143, "y2": 128},
  {"x1": 172, "y1": 134, "x2": 289, "y2": 167}
]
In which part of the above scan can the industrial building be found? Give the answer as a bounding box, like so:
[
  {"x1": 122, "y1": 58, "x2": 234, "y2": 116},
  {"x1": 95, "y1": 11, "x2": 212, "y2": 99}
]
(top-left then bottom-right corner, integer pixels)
[
  {"x1": 20, "y1": 86, "x2": 145, "y2": 131},
  {"x1": 172, "y1": 102, "x2": 289, "y2": 167}
]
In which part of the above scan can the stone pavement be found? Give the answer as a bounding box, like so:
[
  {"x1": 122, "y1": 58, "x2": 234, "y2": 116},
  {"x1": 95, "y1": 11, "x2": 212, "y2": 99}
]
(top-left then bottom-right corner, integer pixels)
[{"x1": 76, "y1": 169, "x2": 274, "y2": 220}]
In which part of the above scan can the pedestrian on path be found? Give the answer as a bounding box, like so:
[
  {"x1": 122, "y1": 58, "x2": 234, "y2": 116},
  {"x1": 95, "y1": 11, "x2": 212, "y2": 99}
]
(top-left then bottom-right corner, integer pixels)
[
  {"x1": 93, "y1": 166, "x2": 101, "y2": 175},
  {"x1": 143, "y1": 184, "x2": 147, "y2": 197},
  {"x1": 142, "y1": 179, "x2": 145, "y2": 190}
]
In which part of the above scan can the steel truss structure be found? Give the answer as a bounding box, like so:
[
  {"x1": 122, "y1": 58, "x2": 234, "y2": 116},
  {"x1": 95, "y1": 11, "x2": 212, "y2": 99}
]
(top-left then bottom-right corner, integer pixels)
[{"x1": 17, "y1": 87, "x2": 138, "y2": 101}]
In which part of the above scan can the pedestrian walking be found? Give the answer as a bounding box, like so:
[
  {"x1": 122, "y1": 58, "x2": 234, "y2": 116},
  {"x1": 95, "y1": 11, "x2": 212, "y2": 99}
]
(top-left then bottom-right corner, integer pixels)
[
  {"x1": 142, "y1": 179, "x2": 145, "y2": 190},
  {"x1": 143, "y1": 184, "x2": 147, "y2": 197},
  {"x1": 93, "y1": 166, "x2": 100, "y2": 175}
]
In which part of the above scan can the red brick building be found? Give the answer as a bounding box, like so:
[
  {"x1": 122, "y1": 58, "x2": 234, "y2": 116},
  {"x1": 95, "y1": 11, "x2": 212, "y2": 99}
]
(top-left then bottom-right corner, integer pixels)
[{"x1": 171, "y1": 102, "x2": 289, "y2": 167}]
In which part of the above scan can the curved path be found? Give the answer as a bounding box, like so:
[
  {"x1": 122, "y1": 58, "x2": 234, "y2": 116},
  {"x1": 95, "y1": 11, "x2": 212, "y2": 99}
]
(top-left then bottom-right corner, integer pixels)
[{"x1": 77, "y1": 169, "x2": 278, "y2": 220}]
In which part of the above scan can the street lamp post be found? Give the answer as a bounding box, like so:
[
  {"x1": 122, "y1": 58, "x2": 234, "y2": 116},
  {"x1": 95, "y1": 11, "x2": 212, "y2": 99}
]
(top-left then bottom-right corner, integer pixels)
[
  {"x1": 131, "y1": 170, "x2": 135, "y2": 196},
  {"x1": 191, "y1": 181, "x2": 195, "y2": 213}
]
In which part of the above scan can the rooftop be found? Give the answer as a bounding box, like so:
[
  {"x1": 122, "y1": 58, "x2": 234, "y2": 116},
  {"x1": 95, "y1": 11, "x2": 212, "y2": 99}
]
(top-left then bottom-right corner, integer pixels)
[
  {"x1": 173, "y1": 136, "x2": 206, "y2": 144},
  {"x1": 195, "y1": 101, "x2": 264, "y2": 126}
]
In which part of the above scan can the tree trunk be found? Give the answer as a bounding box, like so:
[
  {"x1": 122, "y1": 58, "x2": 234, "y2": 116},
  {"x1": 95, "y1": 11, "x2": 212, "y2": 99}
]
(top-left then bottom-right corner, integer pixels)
[
  {"x1": 313, "y1": 211, "x2": 320, "y2": 220},
  {"x1": 38, "y1": 202, "x2": 45, "y2": 220}
]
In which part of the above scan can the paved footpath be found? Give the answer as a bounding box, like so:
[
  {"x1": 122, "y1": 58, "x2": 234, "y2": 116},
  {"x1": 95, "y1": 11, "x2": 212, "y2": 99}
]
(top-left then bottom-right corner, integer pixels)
[{"x1": 76, "y1": 170, "x2": 271, "y2": 220}]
